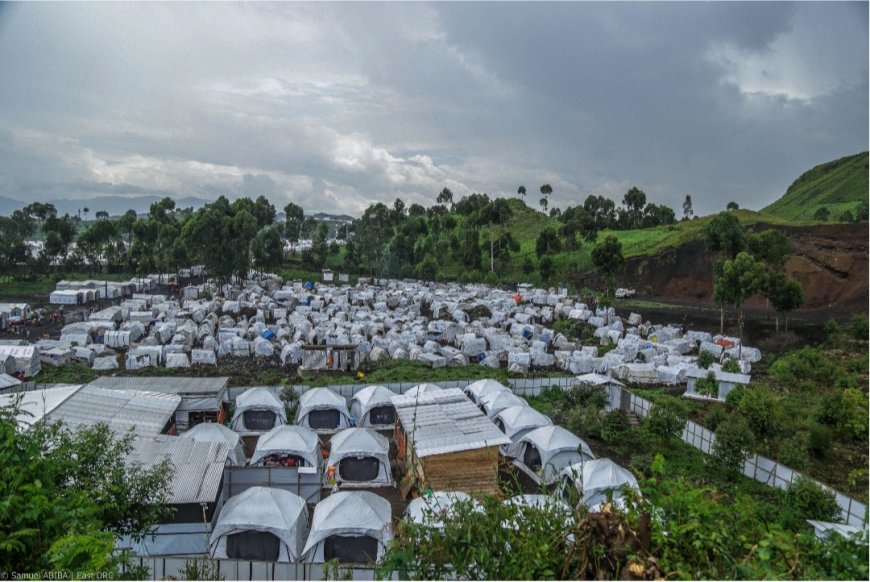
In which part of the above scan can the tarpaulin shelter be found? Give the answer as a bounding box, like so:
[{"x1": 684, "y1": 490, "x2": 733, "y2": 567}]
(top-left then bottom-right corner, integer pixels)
[
  {"x1": 209, "y1": 487, "x2": 308, "y2": 562},
  {"x1": 182, "y1": 422, "x2": 247, "y2": 466},
  {"x1": 295, "y1": 388, "x2": 351, "y2": 433},
  {"x1": 558, "y1": 458, "x2": 640, "y2": 512},
  {"x1": 513, "y1": 425, "x2": 595, "y2": 485},
  {"x1": 232, "y1": 388, "x2": 286, "y2": 433},
  {"x1": 250, "y1": 425, "x2": 321, "y2": 470},
  {"x1": 302, "y1": 491, "x2": 393, "y2": 563},
  {"x1": 462, "y1": 378, "x2": 509, "y2": 406},
  {"x1": 326, "y1": 428, "x2": 393, "y2": 487},
  {"x1": 479, "y1": 389, "x2": 528, "y2": 419},
  {"x1": 350, "y1": 385, "x2": 397, "y2": 429},
  {"x1": 404, "y1": 491, "x2": 480, "y2": 529},
  {"x1": 493, "y1": 405, "x2": 553, "y2": 458}
]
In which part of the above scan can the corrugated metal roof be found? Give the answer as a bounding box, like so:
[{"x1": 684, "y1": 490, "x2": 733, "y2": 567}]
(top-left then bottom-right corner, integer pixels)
[
  {"x1": 127, "y1": 435, "x2": 229, "y2": 504},
  {"x1": 46, "y1": 385, "x2": 180, "y2": 437},
  {"x1": 88, "y1": 376, "x2": 229, "y2": 397},
  {"x1": 393, "y1": 388, "x2": 509, "y2": 457}
]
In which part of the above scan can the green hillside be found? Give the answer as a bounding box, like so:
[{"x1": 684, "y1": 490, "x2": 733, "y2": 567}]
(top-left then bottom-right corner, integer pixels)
[{"x1": 762, "y1": 152, "x2": 868, "y2": 222}]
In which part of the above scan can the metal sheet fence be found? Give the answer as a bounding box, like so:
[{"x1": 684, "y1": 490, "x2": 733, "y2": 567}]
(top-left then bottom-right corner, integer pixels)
[
  {"x1": 605, "y1": 385, "x2": 867, "y2": 528},
  {"x1": 129, "y1": 556, "x2": 393, "y2": 581},
  {"x1": 223, "y1": 466, "x2": 322, "y2": 504}
]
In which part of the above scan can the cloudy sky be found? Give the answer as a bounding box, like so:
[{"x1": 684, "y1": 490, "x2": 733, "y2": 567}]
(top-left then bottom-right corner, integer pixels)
[{"x1": 0, "y1": 1, "x2": 866, "y2": 217}]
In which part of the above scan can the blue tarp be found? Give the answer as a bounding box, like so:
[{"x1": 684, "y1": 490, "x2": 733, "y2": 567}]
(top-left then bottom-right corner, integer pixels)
[{"x1": 262, "y1": 329, "x2": 276, "y2": 340}]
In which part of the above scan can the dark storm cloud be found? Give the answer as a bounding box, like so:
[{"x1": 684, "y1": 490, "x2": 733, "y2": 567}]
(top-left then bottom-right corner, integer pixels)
[{"x1": 0, "y1": 2, "x2": 864, "y2": 216}]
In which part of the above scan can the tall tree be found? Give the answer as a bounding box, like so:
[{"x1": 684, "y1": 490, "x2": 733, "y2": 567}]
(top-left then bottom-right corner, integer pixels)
[
  {"x1": 591, "y1": 235, "x2": 625, "y2": 304},
  {"x1": 436, "y1": 187, "x2": 454, "y2": 206},
  {"x1": 713, "y1": 252, "x2": 767, "y2": 355},
  {"x1": 535, "y1": 228, "x2": 562, "y2": 259},
  {"x1": 539, "y1": 184, "x2": 552, "y2": 213},
  {"x1": 517, "y1": 185, "x2": 526, "y2": 200},
  {"x1": 727, "y1": 201, "x2": 739, "y2": 211},
  {"x1": 769, "y1": 274, "x2": 805, "y2": 332},
  {"x1": 682, "y1": 194, "x2": 694, "y2": 221},
  {"x1": 283, "y1": 202, "x2": 305, "y2": 242},
  {"x1": 704, "y1": 211, "x2": 746, "y2": 260},
  {"x1": 621, "y1": 187, "x2": 647, "y2": 229}
]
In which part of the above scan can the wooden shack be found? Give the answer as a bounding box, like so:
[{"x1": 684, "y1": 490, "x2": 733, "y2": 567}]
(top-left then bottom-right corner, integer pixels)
[{"x1": 393, "y1": 388, "x2": 511, "y2": 497}]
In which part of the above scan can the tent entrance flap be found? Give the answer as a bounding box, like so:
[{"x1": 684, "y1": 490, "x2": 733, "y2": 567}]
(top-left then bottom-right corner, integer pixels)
[
  {"x1": 339, "y1": 457, "x2": 380, "y2": 481},
  {"x1": 243, "y1": 410, "x2": 277, "y2": 431},
  {"x1": 309, "y1": 409, "x2": 340, "y2": 430},
  {"x1": 523, "y1": 445, "x2": 542, "y2": 472},
  {"x1": 226, "y1": 531, "x2": 280, "y2": 561},
  {"x1": 324, "y1": 535, "x2": 379, "y2": 564},
  {"x1": 368, "y1": 405, "x2": 395, "y2": 425}
]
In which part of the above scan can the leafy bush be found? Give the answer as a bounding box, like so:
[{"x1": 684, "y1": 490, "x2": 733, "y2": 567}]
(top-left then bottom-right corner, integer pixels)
[
  {"x1": 737, "y1": 388, "x2": 783, "y2": 438},
  {"x1": 839, "y1": 387, "x2": 869, "y2": 440},
  {"x1": 815, "y1": 388, "x2": 869, "y2": 441},
  {"x1": 711, "y1": 414, "x2": 755, "y2": 474},
  {"x1": 807, "y1": 424, "x2": 831, "y2": 459},
  {"x1": 704, "y1": 406, "x2": 728, "y2": 431},
  {"x1": 695, "y1": 371, "x2": 719, "y2": 397},
  {"x1": 601, "y1": 409, "x2": 632, "y2": 443},
  {"x1": 849, "y1": 314, "x2": 868, "y2": 341},
  {"x1": 778, "y1": 437, "x2": 809, "y2": 471},
  {"x1": 724, "y1": 384, "x2": 746, "y2": 409},
  {"x1": 770, "y1": 347, "x2": 843, "y2": 388},
  {"x1": 644, "y1": 400, "x2": 689, "y2": 442},
  {"x1": 823, "y1": 319, "x2": 840, "y2": 337},
  {"x1": 697, "y1": 350, "x2": 716, "y2": 369},
  {"x1": 568, "y1": 405, "x2": 603, "y2": 440},
  {"x1": 785, "y1": 477, "x2": 842, "y2": 522},
  {"x1": 721, "y1": 358, "x2": 741, "y2": 373}
]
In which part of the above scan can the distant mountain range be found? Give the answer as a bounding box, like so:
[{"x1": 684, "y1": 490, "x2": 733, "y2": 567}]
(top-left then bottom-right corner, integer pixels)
[{"x1": 0, "y1": 195, "x2": 358, "y2": 221}]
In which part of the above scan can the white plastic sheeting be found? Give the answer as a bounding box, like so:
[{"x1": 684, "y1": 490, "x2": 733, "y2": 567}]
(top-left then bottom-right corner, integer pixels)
[
  {"x1": 350, "y1": 385, "x2": 397, "y2": 429},
  {"x1": 182, "y1": 423, "x2": 247, "y2": 466},
  {"x1": 250, "y1": 425, "x2": 321, "y2": 469},
  {"x1": 209, "y1": 487, "x2": 308, "y2": 562},
  {"x1": 494, "y1": 405, "x2": 553, "y2": 458},
  {"x1": 295, "y1": 388, "x2": 351, "y2": 433},
  {"x1": 558, "y1": 458, "x2": 640, "y2": 512},
  {"x1": 232, "y1": 388, "x2": 286, "y2": 433},
  {"x1": 326, "y1": 428, "x2": 393, "y2": 488},
  {"x1": 405, "y1": 491, "x2": 480, "y2": 529},
  {"x1": 302, "y1": 491, "x2": 393, "y2": 563},
  {"x1": 513, "y1": 425, "x2": 595, "y2": 485}
]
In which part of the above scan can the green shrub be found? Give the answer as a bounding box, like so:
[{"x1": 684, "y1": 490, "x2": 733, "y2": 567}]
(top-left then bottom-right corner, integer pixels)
[
  {"x1": 839, "y1": 387, "x2": 869, "y2": 440},
  {"x1": 601, "y1": 409, "x2": 632, "y2": 443},
  {"x1": 695, "y1": 371, "x2": 719, "y2": 397},
  {"x1": 778, "y1": 437, "x2": 809, "y2": 471},
  {"x1": 785, "y1": 477, "x2": 842, "y2": 522},
  {"x1": 725, "y1": 384, "x2": 746, "y2": 409},
  {"x1": 562, "y1": 385, "x2": 608, "y2": 410},
  {"x1": 711, "y1": 414, "x2": 755, "y2": 474},
  {"x1": 721, "y1": 358, "x2": 741, "y2": 373},
  {"x1": 644, "y1": 400, "x2": 689, "y2": 442},
  {"x1": 769, "y1": 347, "x2": 843, "y2": 388},
  {"x1": 807, "y1": 424, "x2": 832, "y2": 459},
  {"x1": 704, "y1": 406, "x2": 728, "y2": 431},
  {"x1": 823, "y1": 319, "x2": 840, "y2": 337},
  {"x1": 737, "y1": 388, "x2": 783, "y2": 438},
  {"x1": 697, "y1": 350, "x2": 716, "y2": 369},
  {"x1": 849, "y1": 314, "x2": 868, "y2": 341},
  {"x1": 568, "y1": 405, "x2": 603, "y2": 440}
]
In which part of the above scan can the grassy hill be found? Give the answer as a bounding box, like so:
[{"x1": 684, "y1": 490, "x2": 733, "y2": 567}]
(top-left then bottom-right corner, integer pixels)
[{"x1": 762, "y1": 152, "x2": 868, "y2": 222}]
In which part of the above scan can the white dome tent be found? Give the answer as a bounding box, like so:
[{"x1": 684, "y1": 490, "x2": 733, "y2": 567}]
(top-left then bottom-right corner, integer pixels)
[
  {"x1": 350, "y1": 385, "x2": 397, "y2": 429},
  {"x1": 209, "y1": 487, "x2": 308, "y2": 562},
  {"x1": 302, "y1": 491, "x2": 393, "y2": 564},
  {"x1": 557, "y1": 458, "x2": 640, "y2": 512},
  {"x1": 462, "y1": 379, "x2": 509, "y2": 406},
  {"x1": 295, "y1": 388, "x2": 351, "y2": 433},
  {"x1": 232, "y1": 388, "x2": 286, "y2": 433},
  {"x1": 181, "y1": 422, "x2": 247, "y2": 466},
  {"x1": 513, "y1": 425, "x2": 595, "y2": 485},
  {"x1": 480, "y1": 389, "x2": 529, "y2": 419},
  {"x1": 493, "y1": 405, "x2": 553, "y2": 458},
  {"x1": 507, "y1": 493, "x2": 573, "y2": 514},
  {"x1": 250, "y1": 425, "x2": 322, "y2": 469},
  {"x1": 405, "y1": 491, "x2": 481, "y2": 529},
  {"x1": 326, "y1": 428, "x2": 393, "y2": 487}
]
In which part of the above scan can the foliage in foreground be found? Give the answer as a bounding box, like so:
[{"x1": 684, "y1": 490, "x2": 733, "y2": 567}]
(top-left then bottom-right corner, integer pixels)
[
  {"x1": 0, "y1": 397, "x2": 173, "y2": 577},
  {"x1": 378, "y1": 464, "x2": 870, "y2": 580}
]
